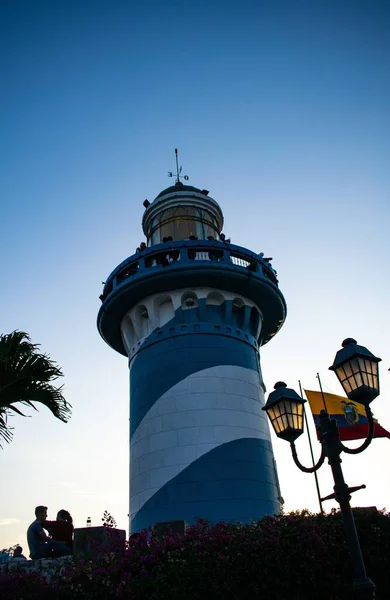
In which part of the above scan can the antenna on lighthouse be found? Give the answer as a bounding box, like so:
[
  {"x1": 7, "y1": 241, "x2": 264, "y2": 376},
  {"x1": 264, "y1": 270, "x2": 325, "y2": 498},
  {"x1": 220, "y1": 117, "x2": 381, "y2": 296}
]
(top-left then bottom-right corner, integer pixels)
[{"x1": 168, "y1": 148, "x2": 189, "y2": 183}]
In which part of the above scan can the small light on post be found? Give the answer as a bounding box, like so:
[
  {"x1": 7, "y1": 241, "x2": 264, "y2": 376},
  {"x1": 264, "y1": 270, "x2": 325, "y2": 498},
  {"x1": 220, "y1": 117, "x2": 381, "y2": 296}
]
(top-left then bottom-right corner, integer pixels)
[
  {"x1": 262, "y1": 382, "x2": 306, "y2": 442},
  {"x1": 329, "y1": 338, "x2": 381, "y2": 405}
]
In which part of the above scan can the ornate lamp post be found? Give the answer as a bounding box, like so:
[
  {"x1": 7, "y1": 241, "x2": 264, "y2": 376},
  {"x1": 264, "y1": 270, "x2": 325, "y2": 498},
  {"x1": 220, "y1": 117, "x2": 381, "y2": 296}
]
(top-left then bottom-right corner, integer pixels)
[{"x1": 262, "y1": 339, "x2": 382, "y2": 600}]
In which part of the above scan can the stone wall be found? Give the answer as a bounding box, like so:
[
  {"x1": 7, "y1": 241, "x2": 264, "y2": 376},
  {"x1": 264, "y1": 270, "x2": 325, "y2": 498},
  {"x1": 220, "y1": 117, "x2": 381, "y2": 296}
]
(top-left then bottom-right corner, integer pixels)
[
  {"x1": 0, "y1": 555, "x2": 73, "y2": 583},
  {"x1": 0, "y1": 527, "x2": 127, "y2": 583}
]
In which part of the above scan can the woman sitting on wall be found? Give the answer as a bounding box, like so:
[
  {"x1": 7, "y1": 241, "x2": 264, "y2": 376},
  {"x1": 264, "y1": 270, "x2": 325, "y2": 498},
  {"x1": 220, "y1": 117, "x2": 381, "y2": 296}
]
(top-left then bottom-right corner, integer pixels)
[{"x1": 44, "y1": 509, "x2": 74, "y2": 552}]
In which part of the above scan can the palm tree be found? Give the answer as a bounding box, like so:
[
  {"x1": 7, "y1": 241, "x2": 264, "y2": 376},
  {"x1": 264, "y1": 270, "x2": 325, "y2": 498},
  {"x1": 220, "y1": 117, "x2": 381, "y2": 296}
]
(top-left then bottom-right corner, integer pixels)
[{"x1": 0, "y1": 331, "x2": 71, "y2": 446}]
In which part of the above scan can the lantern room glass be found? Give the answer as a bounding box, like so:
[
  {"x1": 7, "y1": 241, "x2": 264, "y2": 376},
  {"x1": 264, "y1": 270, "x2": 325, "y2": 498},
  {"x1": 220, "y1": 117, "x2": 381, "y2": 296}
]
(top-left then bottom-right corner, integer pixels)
[{"x1": 148, "y1": 207, "x2": 220, "y2": 245}]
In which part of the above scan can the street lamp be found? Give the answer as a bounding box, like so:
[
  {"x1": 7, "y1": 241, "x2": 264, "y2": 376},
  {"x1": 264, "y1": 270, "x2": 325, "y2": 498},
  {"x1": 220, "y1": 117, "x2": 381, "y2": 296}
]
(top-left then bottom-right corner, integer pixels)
[
  {"x1": 262, "y1": 339, "x2": 382, "y2": 600},
  {"x1": 263, "y1": 381, "x2": 306, "y2": 442},
  {"x1": 329, "y1": 337, "x2": 381, "y2": 404}
]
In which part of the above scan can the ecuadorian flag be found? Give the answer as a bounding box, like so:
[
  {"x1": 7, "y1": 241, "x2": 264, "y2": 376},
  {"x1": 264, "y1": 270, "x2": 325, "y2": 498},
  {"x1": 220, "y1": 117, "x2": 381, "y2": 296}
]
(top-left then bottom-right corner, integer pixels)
[{"x1": 304, "y1": 390, "x2": 390, "y2": 441}]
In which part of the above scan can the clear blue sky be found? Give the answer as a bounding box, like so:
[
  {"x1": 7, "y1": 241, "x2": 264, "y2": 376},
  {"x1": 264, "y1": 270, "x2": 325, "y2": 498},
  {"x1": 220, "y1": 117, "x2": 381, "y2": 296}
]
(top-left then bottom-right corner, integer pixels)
[{"x1": 1, "y1": 0, "x2": 389, "y2": 550}]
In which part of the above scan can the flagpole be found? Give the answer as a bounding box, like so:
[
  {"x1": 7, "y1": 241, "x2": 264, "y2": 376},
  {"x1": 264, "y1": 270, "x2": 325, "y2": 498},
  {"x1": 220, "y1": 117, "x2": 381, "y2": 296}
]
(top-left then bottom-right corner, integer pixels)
[
  {"x1": 316, "y1": 372, "x2": 329, "y2": 413},
  {"x1": 299, "y1": 380, "x2": 324, "y2": 514}
]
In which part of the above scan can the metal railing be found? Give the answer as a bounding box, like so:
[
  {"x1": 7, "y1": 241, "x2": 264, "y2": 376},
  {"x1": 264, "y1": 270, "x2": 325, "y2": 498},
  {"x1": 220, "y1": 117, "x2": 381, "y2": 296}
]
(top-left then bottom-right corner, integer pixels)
[
  {"x1": 100, "y1": 241, "x2": 278, "y2": 301},
  {"x1": 230, "y1": 254, "x2": 252, "y2": 269}
]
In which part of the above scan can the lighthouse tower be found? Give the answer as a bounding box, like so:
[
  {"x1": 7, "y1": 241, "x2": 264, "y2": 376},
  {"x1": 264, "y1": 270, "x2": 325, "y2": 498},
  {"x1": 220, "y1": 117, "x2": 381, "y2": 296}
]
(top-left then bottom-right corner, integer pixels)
[{"x1": 97, "y1": 162, "x2": 287, "y2": 533}]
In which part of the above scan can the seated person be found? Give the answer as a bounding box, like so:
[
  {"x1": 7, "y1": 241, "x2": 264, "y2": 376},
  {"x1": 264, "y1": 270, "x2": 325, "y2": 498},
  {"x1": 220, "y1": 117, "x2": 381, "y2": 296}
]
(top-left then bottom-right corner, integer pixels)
[
  {"x1": 12, "y1": 546, "x2": 27, "y2": 561},
  {"x1": 43, "y1": 509, "x2": 74, "y2": 551},
  {"x1": 27, "y1": 505, "x2": 72, "y2": 559}
]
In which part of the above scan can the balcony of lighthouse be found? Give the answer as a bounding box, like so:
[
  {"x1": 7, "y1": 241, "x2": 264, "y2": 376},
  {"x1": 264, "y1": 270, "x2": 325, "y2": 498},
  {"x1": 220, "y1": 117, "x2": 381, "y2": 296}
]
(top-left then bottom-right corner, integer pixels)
[{"x1": 97, "y1": 239, "x2": 286, "y2": 356}]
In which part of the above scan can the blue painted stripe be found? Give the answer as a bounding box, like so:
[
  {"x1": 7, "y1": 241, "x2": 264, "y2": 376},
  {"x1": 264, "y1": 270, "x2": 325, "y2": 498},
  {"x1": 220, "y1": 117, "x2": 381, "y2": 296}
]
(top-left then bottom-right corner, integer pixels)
[
  {"x1": 131, "y1": 438, "x2": 280, "y2": 532},
  {"x1": 130, "y1": 332, "x2": 260, "y2": 436}
]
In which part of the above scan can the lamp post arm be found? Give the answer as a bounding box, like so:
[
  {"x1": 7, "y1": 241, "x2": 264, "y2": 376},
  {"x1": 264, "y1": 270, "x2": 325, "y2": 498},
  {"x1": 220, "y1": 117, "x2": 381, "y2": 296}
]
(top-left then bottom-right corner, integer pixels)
[
  {"x1": 340, "y1": 404, "x2": 375, "y2": 455},
  {"x1": 290, "y1": 441, "x2": 326, "y2": 473}
]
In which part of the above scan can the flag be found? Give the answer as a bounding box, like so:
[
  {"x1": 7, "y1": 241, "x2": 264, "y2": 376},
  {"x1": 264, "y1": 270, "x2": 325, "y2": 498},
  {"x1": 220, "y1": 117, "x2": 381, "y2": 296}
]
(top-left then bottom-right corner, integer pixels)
[{"x1": 304, "y1": 389, "x2": 390, "y2": 441}]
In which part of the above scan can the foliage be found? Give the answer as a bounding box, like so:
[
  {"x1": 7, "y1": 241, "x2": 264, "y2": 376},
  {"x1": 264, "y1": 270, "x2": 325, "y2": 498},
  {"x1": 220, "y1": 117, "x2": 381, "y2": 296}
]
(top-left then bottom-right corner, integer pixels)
[
  {"x1": 101, "y1": 511, "x2": 117, "y2": 529},
  {"x1": 0, "y1": 509, "x2": 389, "y2": 599},
  {"x1": 0, "y1": 572, "x2": 55, "y2": 599},
  {"x1": 0, "y1": 331, "x2": 71, "y2": 446}
]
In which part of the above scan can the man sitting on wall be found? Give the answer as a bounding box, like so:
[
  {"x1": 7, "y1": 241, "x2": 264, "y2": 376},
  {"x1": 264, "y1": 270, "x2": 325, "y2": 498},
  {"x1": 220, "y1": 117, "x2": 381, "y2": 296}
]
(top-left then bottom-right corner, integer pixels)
[
  {"x1": 27, "y1": 505, "x2": 72, "y2": 559},
  {"x1": 12, "y1": 546, "x2": 27, "y2": 561}
]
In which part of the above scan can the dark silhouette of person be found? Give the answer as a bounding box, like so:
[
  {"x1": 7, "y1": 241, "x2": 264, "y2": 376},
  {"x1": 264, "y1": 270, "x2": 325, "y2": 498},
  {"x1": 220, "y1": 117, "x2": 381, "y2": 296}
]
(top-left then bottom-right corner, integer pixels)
[
  {"x1": 12, "y1": 546, "x2": 27, "y2": 561},
  {"x1": 44, "y1": 509, "x2": 74, "y2": 551},
  {"x1": 27, "y1": 506, "x2": 72, "y2": 559}
]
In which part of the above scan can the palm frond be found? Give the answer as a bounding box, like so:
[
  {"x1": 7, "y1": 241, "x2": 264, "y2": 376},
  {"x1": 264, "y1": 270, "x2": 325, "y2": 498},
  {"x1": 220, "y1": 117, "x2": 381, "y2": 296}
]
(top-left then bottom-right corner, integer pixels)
[
  {"x1": 0, "y1": 410, "x2": 13, "y2": 447},
  {"x1": 6, "y1": 404, "x2": 29, "y2": 417},
  {"x1": 0, "y1": 331, "x2": 71, "y2": 446},
  {"x1": 2, "y1": 383, "x2": 71, "y2": 422}
]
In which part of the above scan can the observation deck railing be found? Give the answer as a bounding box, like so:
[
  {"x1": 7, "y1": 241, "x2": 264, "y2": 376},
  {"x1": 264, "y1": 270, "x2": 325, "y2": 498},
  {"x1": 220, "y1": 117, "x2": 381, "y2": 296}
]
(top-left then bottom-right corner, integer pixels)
[{"x1": 100, "y1": 240, "x2": 278, "y2": 302}]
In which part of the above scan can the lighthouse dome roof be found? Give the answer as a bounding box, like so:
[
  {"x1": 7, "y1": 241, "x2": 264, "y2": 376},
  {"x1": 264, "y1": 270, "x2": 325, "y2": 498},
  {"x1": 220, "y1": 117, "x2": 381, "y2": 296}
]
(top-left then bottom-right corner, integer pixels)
[{"x1": 155, "y1": 181, "x2": 203, "y2": 199}]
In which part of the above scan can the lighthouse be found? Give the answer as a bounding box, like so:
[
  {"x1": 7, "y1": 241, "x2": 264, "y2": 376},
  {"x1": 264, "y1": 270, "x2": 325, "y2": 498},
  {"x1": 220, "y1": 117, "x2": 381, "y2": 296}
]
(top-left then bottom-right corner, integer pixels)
[{"x1": 97, "y1": 157, "x2": 287, "y2": 533}]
